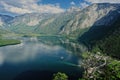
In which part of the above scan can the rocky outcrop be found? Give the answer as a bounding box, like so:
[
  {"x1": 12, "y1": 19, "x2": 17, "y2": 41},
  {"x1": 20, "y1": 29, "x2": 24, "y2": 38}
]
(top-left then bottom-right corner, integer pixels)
[{"x1": 61, "y1": 3, "x2": 120, "y2": 35}]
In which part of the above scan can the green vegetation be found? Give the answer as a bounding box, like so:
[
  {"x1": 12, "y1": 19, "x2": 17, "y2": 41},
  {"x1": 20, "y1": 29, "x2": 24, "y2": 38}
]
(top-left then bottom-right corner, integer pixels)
[
  {"x1": 53, "y1": 72, "x2": 68, "y2": 80},
  {"x1": 79, "y1": 15, "x2": 120, "y2": 58},
  {"x1": 0, "y1": 4, "x2": 120, "y2": 80},
  {"x1": 94, "y1": 15, "x2": 120, "y2": 59},
  {"x1": 98, "y1": 28, "x2": 120, "y2": 59},
  {"x1": 0, "y1": 39, "x2": 21, "y2": 47},
  {"x1": 79, "y1": 24, "x2": 120, "y2": 79},
  {"x1": 39, "y1": 17, "x2": 120, "y2": 80},
  {"x1": 80, "y1": 52, "x2": 120, "y2": 80},
  {"x1": 21, "y1": 33, "x2": 41, "y2": 37},
  {"x1": 8, "y1": 12, "x2": 76, "y2": 35},
  {"x1": 78, "y1": 15, "x2": 120, "y2": 80},
  {"x1": 52, "y1": 54, "x2": 120, "y2": 80},
  {"x1": 0, "y1": 28, "x2": 21, "y2": 47},
  {"x1": 69, "y1": 28, "x2": 89, "y2": 40}
]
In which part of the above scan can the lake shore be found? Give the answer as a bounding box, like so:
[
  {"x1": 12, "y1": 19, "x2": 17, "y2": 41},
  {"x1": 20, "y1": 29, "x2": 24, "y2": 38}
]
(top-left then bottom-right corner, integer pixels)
[{"x1": 0, "y1": 39, "x2": 21, "y2": 47}]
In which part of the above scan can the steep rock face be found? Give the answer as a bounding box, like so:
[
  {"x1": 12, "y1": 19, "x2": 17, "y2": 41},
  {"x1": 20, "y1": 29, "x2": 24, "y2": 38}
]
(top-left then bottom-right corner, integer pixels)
[
  {"x1": 34, "y1": 12, "x2": 76, "y2": 34},
  {"x1": 8, "y1": 13, "x2": 54, "y2": 33},
  {"x1": 8, "y1": 12, "x2": 77, "y2": 34},
  {"x1": 5, "y1": 3, "x2": 120, "y2": 36},
  {"x1": 78, "y1": 6, "x2": 120, "y2": 48},
  {"x1": 81, "y1": 14, "x2": 120, "y2": 59},
  {"x1": 61, "y1": 3, "x2": 120, "y2": 36},
  {"x1": 10, "y1": 13, "x2": 52, "y2": 26}
]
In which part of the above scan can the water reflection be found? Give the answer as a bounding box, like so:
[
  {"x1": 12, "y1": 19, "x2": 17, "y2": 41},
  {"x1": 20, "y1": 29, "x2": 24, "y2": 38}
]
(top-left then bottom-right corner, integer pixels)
[
  {"x1": 38, "y1": 36, "x2": 87, "y2": 56},
  {"x1": 0, "y1": 37, "x2": 86, "y2": 80},
  {"x1": 0, "y1": 40, "x2": 70, "y2": 64}
]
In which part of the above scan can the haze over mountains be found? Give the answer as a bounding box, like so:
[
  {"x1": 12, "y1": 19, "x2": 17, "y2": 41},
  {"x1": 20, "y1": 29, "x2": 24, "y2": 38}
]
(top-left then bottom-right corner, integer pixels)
[
  {"x1": 0, "y1": 3, "x2": 120, "y2": 40},
  {"x1": 0, "y1": 14, "x2": 13, "y2": 26}
]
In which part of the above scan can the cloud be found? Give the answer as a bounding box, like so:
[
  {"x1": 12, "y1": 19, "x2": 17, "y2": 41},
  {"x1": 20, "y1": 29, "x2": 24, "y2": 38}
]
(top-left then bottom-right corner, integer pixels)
[
  {"x1": 1, "y1": 1, "x2": 32, "y2": 14},
  {"x1": 0, "y1": 40, "x2": 63, "y2": 64},
  {"x1": 0, "y1": 0, "x2": 64, "y2": 15},
  {"x1": 84, "y1": 0, "x2": 120, "y2": 3},
  {"x1": 80, "y1": 2, "x2": 89, "y2": 8},
  {"x1": 80, "y1": 0, "x2": 120, "y2": 9},
  {"x1": 70, "y1": 1, "x2": 76, "y2": 5}
]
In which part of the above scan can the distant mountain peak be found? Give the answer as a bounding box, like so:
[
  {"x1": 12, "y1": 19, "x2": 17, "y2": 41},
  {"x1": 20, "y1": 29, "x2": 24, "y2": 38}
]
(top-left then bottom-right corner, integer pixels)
[
  {"x1": 67, "y1": 6, "x2": 81, "y2": 12},
  {"x1": 90, "y1": 3, "x2": 120, "y2": 9},
  {"x1": 1, "y1": 3, "x2": 120, "y2": 37}
]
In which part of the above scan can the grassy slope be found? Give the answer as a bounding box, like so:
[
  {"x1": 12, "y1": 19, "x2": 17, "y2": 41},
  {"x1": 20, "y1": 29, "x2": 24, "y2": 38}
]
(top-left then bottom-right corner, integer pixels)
[
  {"x1": 0, "y1": 29, "x2": 21, "y2": 47},
  {"x1": 0, "y1": 39, "x2": 21, "y2": 47}
]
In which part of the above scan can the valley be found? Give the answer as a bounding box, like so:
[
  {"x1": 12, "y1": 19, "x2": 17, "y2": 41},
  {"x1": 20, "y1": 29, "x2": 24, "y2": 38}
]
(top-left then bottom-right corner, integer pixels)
[{"x1": 0, "y1": 3, "x2": 120, "y2": 80}]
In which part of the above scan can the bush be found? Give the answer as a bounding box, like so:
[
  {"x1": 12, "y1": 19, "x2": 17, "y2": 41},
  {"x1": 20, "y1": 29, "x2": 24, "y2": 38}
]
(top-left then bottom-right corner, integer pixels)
[{"x1": 53, "y1": 72, "x2": 68, "y2": 80}]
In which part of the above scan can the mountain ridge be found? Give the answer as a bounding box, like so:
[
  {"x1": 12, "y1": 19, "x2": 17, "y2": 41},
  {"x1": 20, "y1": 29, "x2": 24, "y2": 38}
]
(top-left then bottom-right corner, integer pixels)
[
  {"x1": 0, "y1": 14, "x2": 13, "y2": 27},
  {"x1": 1, "y1": 3, "x2": 120, "y2": 38}
]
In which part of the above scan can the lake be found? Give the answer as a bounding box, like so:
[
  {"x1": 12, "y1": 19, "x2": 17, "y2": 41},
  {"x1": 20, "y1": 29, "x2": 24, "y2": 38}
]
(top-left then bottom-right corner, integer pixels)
[{"x1": 0, "y1": 37, "x2": 87, "y2": 80}]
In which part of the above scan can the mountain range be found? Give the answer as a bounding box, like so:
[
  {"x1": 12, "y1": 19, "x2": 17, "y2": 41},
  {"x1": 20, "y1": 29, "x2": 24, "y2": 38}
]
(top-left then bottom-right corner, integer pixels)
[
  {"x1": 0, "y1": 14, "x2": 13, "y2": 27},
  {"x1": 0, "y1": 3, "x2": 119, "y2": 36},
  {"x1": 0, "y1": 3, "x2": 120, "y2": 58}
]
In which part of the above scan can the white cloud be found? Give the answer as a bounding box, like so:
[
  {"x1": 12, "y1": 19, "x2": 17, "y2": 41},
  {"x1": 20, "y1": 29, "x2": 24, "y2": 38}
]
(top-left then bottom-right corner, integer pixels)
[
  {"x1": 85, "y1": 0, "x2": 120, "y2": 3},
  {"x1": 1, "y1": 1, "x2": 32, "y2": 14},
  {"x1": 80, "y1": 0, "x2": 120, "y2": 9},
  {"x1": 70, "y1": 1, "x2": 76, "y2": 5},
  {"x1": 80, "y1": 2, "x2": 89, "y2": 8},
  {"x1": 0, "y1": 0, "x2": 64, "y2": 15}
]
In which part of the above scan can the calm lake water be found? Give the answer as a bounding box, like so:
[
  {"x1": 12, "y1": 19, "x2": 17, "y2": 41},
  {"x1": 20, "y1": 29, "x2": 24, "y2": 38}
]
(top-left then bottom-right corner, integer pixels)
[{"x1": 0, "y1": 37, "x2": 86, "y2": 80}]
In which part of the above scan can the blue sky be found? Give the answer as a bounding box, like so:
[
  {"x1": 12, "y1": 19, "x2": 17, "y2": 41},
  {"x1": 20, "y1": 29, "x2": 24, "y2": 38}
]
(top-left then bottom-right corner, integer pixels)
[
  {"x1": 38, "y1": 0, "x2": 86, "y2": 8},
  {"x1": 0, "y1": 0, "x2": 120, "y2": 16}
]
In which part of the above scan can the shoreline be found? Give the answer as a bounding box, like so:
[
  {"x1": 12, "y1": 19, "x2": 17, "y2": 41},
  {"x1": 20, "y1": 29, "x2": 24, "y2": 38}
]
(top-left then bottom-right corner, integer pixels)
[{"x1": 0, "y1": 39, "x2": 21, "y2": 47}]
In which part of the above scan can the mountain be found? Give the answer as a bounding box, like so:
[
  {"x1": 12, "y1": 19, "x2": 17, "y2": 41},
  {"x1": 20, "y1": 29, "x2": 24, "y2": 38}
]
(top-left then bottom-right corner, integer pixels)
[
  {"x1": 66, "y1": 6, "x2": 81, "y2": 12},
  {"x1": 92, "y1": 15, "x2": 120, "y2": 59},
  {"x1": 7, "y1": 11, "x2": 77, "y2": 34},
  {"x1": 99, "y1": 16, "x2": 120, "y2": 59},
  {"x1": 60, "y1": 3, "x2": 120, "y2": 37},
  {"x1": 5, "y1": 3, "x2": 120, "y2": 38},
  {"x1": 6, "y1": 13, "x2": 55, "y2": 34},
  {"x1": 78, "y1": 4, "x2": 120, "y2": 59},
  {"x1": 0, "y1": 3, "x2": 120, "y2": 63},
  {"x1": 79, "y1": 3, "x2": 120, "y2": 46},
  {"x1": 0, "y1": 14, "x2": 13, "y2": 27}
]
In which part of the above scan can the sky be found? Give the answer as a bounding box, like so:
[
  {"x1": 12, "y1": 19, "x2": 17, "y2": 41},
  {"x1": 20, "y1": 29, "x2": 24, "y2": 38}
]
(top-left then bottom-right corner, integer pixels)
[{"x1": 0, "y1": 0, "x2": 120, "y2": 16}]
